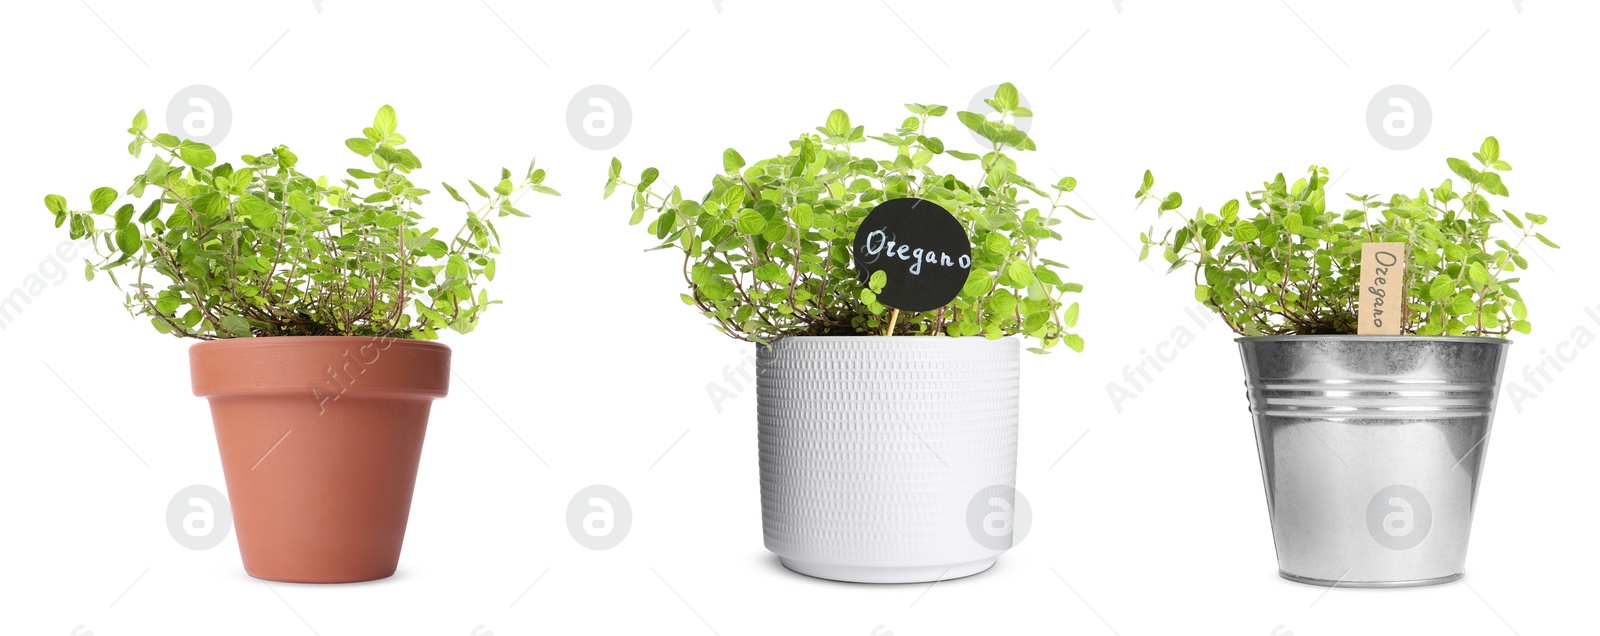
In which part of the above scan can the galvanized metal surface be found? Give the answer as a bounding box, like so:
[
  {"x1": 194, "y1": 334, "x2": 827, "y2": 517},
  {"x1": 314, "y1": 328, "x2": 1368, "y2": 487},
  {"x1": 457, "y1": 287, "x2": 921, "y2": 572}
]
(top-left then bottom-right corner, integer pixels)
[{"x1": 1238, "y1": 335, "x2": 1510, "y2": 587}]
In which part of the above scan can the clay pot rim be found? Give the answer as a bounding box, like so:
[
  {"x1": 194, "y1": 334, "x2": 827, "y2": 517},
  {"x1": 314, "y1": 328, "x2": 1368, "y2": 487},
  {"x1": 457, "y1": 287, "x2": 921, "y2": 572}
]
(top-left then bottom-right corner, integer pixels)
[
  {"x1": 189, "y1": 335, "x2": 451, "y2": 399},
  {"x1": 189, "y1": 335, "x2": 451, "y2": 354}
]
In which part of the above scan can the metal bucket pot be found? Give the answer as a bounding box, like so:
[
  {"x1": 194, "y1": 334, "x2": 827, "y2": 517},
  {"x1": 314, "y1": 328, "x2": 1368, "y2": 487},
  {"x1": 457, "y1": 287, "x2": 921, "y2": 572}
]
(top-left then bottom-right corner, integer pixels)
[{"x1": 1238, "y1": 335, "x2": 1510, "y2": 587}]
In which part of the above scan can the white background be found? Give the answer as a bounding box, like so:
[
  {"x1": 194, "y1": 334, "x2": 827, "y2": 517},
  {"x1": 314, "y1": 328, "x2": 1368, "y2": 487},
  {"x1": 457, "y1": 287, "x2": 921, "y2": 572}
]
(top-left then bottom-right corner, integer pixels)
[{"x1": 1, "y1": 1, "x2": 1596, "y2": 635}]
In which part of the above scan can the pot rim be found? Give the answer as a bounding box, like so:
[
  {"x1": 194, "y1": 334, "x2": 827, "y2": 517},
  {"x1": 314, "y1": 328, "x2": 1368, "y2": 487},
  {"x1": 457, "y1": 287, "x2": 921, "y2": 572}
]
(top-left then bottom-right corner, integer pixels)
[
  {"x1": 189, "y1": 335, "x2": 451, "y2": 353},
  {"x1": 1234, "y1": 334, "x2": 1510, "y2": 346},
  {"x1": 763, "y1": 334, "x2": 1017, "y2": 347},
  {"x1": 766, "y1": 334, "x2": 1013, "y2": 341}
]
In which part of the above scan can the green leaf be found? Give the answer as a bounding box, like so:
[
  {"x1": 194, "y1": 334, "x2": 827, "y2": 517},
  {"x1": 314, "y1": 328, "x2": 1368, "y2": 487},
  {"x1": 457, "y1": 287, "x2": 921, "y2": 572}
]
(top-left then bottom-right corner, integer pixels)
[
  {"x1": 1218, "y1": 199, "x2": 1240, "y2": 219},
  {"x1": 1283, "y1": 214, "x2": 1303, "y2": 234},
  {"x1": 962, "y1": 270, "x2": 993, "y2": 296},
  {"x1": 115, "y1": 223, "x2": 141, "y2": 255},
  {"x1": 1428, "y1": 277, "x2": 1452, "y2": 299},
  {"x1": 90, "y1": 187, "x2": 117, "y2": 215},
  {"x1": 44, "y1": 194, "x2": 67, "y2": 214},
  {"x1": 346, "y1": 138, "x2": 375, "y2": 156},
  {"x1": 984, "y1": 233, "x2": 1009, "y2": 255},
  {"x1": 1447, "y1": 157, "x2": 1479, "y2": 184},
  {"x1": 220, "y1": 316, "x2": 251, "y2": 337},
  {"x1": 790, "y1": 203, "x2": 814, "y2": 229},
  {"x1": 176, "y1": 140, "x2": 216, "y2": 168},
  {"x1": 868, "y1": 270, "x2": 887, "y2": 293},
  {"x1": 1232, "y1": 220, "x2": 1259, "y2": 242},
  {"x1": 1064, "y1": 333, "x2": 1084, "y2": 352},
  {"x1": 239, "y1": 195, "x2": 277, "y2": 228},
  {"x1": 373, "y1": 105, "x2": 398, "y2": 136},
  {"x1": 722, "y1": 148, "x2": 745, "y2": 173},
  {"x1": 132, "y1": 110, "x2": 148, "y2": 132},
  {"x1": 1467, "y1": 262, "x2": 1491, "y2": 286},
  {"x1": 957, "y1": 111, "x2": 991, "y2": 136},
  {"x1": 113, "y1": 203, "x2": 135, "y2": 228},
  {"x1": 823, "y1": 109, "x2": 851, "y2": 137},
  {"x1": 1136, "y1": 170, "x2": 1155, "y2": 197},
  {"x1": 287, "y1": 190, "x2": 312, "y2": 213},
  {"x1": 245, "y1": 210, "x2": 276, "y2": 229},
  {"x1": 447, "y1": 254, "x2": 469, "y2": 279},
  {"x1": 191, "y1": 190, "x2": 228, "y2": 218},
  {"x1": 1479, "y1": 136, "x2": 1500, "y2": 163},
  {"x1": 1005, "y1": 260, "x2": 1034, "y2": 286},
  {"x1": 736, "y1": 208, "x2": 766, "y2": 234},
  {"x1": 993, "y1": 82, "x2": 1020, "y2": 111},
  {"x1": 1534, "y1": 233, "x2": 1560, "y2": 249},
  {"x1": 1159, "y1": 192, "x2": 1182, "y2": 211},
  {"x1": 138, "y1": 199, "x2": 163, "y2": 223}
]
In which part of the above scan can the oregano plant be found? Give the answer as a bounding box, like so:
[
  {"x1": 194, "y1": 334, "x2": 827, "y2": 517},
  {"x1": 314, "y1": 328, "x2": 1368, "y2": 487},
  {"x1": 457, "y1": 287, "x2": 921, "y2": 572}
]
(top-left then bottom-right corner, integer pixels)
[
  {"x1": 605, "y1": 83, "x2": 1086, "y2": 353},
  {"x1": 1135, "y1": 136, "x2": 1557, "y2": 337},
  {"x1": 44, "y1": 105, "x2": 557, "y2": 339}
]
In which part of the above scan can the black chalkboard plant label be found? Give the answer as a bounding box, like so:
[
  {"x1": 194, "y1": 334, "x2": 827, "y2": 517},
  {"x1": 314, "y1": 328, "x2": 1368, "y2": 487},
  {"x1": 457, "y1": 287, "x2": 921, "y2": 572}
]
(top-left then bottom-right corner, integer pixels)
[
  {"x1": 852, "y1": 197, "x2": 972, "y2": 332},
  {"x1": 608, "y1": 83, "x2": 1090, "y2": 583}
]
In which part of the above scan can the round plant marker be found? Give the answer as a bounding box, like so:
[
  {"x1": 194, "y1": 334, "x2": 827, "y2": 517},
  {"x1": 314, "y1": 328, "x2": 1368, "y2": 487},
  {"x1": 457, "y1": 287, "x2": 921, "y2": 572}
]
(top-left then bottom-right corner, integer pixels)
[{"x1": 852, "y1": 197, "x2": 972, "y2": 323}]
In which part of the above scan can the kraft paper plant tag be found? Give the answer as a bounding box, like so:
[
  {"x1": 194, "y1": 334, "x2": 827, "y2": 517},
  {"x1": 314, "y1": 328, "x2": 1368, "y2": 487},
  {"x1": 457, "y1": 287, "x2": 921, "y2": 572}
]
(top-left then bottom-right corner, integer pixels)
[
  {"x1": 1359, "y1": 242, "x2": 1408, "y2": 335},
  {"x1": 852, "y1": 197, "x2": 972, "y2": 313}
]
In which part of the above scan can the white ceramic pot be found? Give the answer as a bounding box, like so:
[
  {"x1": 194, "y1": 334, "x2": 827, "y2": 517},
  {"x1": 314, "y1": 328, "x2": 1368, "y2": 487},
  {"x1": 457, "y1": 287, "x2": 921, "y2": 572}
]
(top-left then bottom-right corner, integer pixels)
[{"x1": 756, "y1": 335, "x2": 1020, "y2": 583}]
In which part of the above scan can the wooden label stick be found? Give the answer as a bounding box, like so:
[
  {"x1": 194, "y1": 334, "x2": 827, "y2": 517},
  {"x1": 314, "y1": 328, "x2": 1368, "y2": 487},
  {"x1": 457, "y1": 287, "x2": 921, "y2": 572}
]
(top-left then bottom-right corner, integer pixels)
[
  {"x1": 1358, "y1": 242, "x2": 1408, "y2": 335},
  {"x1": 885, "y1": 307, "x2": 901, "y2": 336}
]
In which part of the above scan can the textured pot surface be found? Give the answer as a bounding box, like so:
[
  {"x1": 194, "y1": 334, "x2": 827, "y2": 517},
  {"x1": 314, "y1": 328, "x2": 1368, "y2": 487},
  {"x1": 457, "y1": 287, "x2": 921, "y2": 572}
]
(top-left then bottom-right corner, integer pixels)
[
  {"x1": 756, "y1": 336, "x2": 1020, "y2": 583},
  {"x1": 1238, "y1": 335, "x2": 1508, "y2": 587},
  {"x1": 190, "y1": 336, "x2": 450, "y2": 583}
]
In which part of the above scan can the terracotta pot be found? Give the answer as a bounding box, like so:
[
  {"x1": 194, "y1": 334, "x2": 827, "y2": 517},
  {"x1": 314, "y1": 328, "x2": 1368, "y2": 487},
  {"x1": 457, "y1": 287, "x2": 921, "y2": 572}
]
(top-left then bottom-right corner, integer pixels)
[{"x1": 190, "y1": 336, "x2": 450, "y2": 583}]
